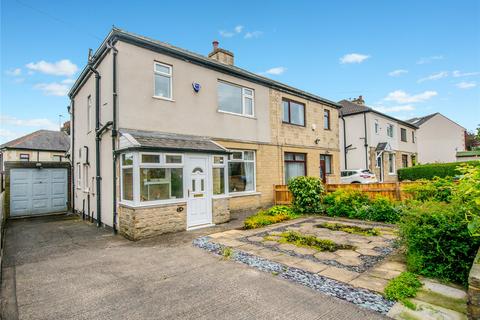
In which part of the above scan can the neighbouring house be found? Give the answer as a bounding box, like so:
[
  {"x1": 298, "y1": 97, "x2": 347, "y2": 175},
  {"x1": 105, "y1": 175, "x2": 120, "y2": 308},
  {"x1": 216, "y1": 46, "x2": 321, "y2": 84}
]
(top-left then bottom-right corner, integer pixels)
[
  {"x1": 69, "y1": 28, "x2": 341, "y2": 240},
  {"x1": 339, "y1": 96, "x2": 418, "y2": 182},
  {"x1": 456, "y1": 150, "x2": 480, "y2": 162},
  {"x1": 0, "y1": 129, "x2": 70, "y2": 172},
  {"x1": 0, "y1": 129, "x2": 70, "y2": 217},
  {"x1": 406, "y1": 113, "x2": 466, "y2": 164}
]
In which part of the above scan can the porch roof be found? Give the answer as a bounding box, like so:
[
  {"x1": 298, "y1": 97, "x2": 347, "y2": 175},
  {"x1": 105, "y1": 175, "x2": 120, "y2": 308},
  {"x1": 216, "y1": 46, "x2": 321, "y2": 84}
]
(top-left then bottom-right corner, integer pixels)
[{"x1": 118, "y1": 128, "x2": 230, "y2": 154}]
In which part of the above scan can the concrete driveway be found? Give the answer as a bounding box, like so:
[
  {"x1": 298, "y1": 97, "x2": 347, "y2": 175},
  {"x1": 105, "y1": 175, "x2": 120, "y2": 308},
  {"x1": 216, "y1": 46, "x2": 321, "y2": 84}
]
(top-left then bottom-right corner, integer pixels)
[{"x1": 1, "y1": 214, "x2": 386, "y2": 320}]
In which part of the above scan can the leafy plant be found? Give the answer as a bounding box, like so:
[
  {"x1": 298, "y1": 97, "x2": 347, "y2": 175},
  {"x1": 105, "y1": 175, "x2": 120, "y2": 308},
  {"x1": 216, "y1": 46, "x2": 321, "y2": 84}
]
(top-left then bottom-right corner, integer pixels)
[
  {"x1": 244, "y1": 205, "x2": 299, "y2": 229},
  {"x1": 397, "y1": 161, "x2": 480, "y2": 181},
  {"x1": 274, "y1": 230, "x2": 356, "y2": 252},
  {"x1": 399, "y1": 201, "x2": 480, "y2": 286},
  {"x1": 384, "y1": 272, "x2": 422, "y2": 309},
  {"x1": 359, "y1": 196, "x2": 402, "y2": 223},
  {"x1": 323, "y1": 189, "x2": 370, "y2": 218},
  {"x1": 452, "y1": 164, "x2": 480, "y2": 236},
  {"x1": 316, "y1": 222, "x2": 381, "y2": 236},
  {"x1": 402, "y1": 177, "x2": 454, "y2": 202},
  {"x1": 221, "y1": 247, "x2": 233, "y2": 259},
  {"x1": 287, "y1": 176, "x2": 324, "y2": 213}
]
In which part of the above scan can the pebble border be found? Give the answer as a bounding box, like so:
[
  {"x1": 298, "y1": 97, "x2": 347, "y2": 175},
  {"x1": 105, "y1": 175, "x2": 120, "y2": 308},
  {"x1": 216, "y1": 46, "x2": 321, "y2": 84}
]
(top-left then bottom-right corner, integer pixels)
[{"x1": 193, "y1": 236, "x2": 395, "y2": 315}]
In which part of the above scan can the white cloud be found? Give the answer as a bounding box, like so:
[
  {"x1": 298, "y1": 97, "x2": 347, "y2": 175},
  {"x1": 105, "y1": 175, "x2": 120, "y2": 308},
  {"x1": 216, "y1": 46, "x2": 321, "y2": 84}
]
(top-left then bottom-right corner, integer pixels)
[
  {"x1": 34, "y1": 82, "x2": 70, "y2": 96},
  {"x1": 388, "y1": 69, "x2": 408, "y2": 77},
  {"x1": 219, "y1": 30, "x2": 235, "y2": 38},
  {"x1": 340, "y1": 53, "x2": 370, "y2": 64},
  {"x1": 26, "y1": 59, "x2": 78, "y2": 76},
  {"x1": 374, "y1": 105, "x2": 415, "y2": 113},
  {"x1": 417, "y1": 71, "x2": 448, "y2": 83},
  {"x1": 452, "y1": 70, "x2": 480, "y2": 78},
  {"x1": 384, "y1": 90, "x2": 438, "y2": 103},
  {"x1": 260, "y1": 67, "x2": 287, "y2": 76},
  {"x1": 417, "y1": 55, "x2": 443, "y2": 64},
  {"x1": 234, "y1": 25, "x2": 244, "y2": 33},
  {"x1": 6, "y1": 68, "x2": 22, "y2": 76},
  {"x1": 456, "y1": 81, "x2": 477, "y2": 89},
  {"x1": 0, "y1": 128, "x2": 23, "y2": 142},
  {"x1": 61, "y1": 78, "x2": 75, "y2": 84},
  {"x1": 244, "y1": 31, "x2": 263, "y2": 39},
  {"x1": 0, "y1": 115, "x2": 58, "y2": 130}
]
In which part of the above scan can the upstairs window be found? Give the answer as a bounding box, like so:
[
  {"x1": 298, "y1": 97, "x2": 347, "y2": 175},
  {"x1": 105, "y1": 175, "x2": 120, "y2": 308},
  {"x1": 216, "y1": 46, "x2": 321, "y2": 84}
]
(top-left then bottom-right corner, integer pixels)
[
  {"x1": 154, "y1": 62, "x2": 172, "y2": 99},
  {"x1": 218, "y1": 81, "x2": 254, "y2": 116},
  {"x1": 412, "y1": 131, "x2": 415, "y2": 143},
  {"x1": 374, "y1": 119, "x2": 379, "y2": 134},
  {"x1": 323, "y1": 109, "x2": 331, "y2": 130},
  {"x1": 87, "y1": 95, "x2": 93, "y2": 132},
  {"x1": 282, "y1": 99, "x2": 305, "y2": 126},
  {"x1": 387, "y1": 124, "x2": 394, "y2": 138},
  {"x1": 400, "y1": 128, "x2": 407, "y2": 142}
]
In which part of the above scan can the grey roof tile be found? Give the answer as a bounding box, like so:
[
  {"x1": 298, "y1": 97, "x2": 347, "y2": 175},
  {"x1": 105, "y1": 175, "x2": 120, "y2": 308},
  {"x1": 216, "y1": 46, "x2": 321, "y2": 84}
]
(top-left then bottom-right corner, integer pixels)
[{"x1": 0, "y1": 130, "x2": 69, "y2": 151}]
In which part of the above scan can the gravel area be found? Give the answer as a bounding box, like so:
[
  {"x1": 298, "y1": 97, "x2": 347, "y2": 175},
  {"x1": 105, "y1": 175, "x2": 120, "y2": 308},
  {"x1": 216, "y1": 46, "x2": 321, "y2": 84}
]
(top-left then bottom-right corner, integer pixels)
[{"x1": 193, "y1": 236, "x2": 395, "y2": 315}]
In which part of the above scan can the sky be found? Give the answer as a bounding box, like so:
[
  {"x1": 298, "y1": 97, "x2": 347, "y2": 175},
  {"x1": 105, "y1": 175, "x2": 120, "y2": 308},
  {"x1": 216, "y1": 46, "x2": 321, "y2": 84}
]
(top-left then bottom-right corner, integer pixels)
[{"x1": 1, "y1": 0, "x2": 479, "y2": 144}]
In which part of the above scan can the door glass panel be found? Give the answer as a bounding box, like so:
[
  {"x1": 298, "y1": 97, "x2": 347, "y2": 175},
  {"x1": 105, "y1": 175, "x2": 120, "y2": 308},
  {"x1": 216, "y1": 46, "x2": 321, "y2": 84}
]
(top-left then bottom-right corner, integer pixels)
[
  {"x1": 192, "y1": 179, "x2": 196, "y2": 192},
  {"x1": 201, "y1": 179, "x2": 204, "y2": 191}
]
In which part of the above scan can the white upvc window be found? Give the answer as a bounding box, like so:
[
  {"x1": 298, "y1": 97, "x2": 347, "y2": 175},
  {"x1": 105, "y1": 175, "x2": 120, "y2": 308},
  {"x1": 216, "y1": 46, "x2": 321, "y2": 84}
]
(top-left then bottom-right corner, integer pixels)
[
  {"x1": 76, "y1": 163, "x2": 82, "y2": 189},
  {"x1": 83, "y1": 165, "x2": 89, "y2": 192},
  {"x1": 120, "y1": 153, "x2": 134, "y2": 201},
  {"x1": 227, "y1": 150, "x2": 256, "y2": 193},
  {"x1": 218, "y1": 80, "x2": 255, "y2": 117},
  {"x1": 212, "y1": 155, "x2": 227, "y2": 196},
  {"x1": 154, "y1": 62, "x2": 173, "y2": 100},
  {"x1": 374, "y1": 119, "x2": 379, "y2": 134},
  {"x1": 87, "y1": 95, "x2": 93, "y2": 133},
  {"x1": 387, "y1": 123, "x2": 394, "y2": 138}
]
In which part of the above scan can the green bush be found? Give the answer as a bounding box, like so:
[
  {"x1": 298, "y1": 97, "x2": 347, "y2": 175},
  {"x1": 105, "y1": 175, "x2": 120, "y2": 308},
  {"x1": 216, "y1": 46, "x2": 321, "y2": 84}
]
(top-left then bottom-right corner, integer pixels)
[
  {"x1": 244, "y1": 205, "x2": 299, "y2": 229},
  {"x1": 402, "y1": 177, "x2": 455, "y2": 202},
  {"x1": 452, "y1": 165, "x2": 480, "y2": 236},
  {"x1": 384, "y1": 272, "x2": 422, "y2": 308},
  {"x1": 287, "y1": 176, "x2": 324, "y2": 213},
  {"x1": 323, "y1": 190, "x2": 400, "y2": 223},
  {"x1": 398, "y1": 161, "x2": 480, "y2": 181},
  {"x1": 324, "y1": 189, "x2": 370, "y2": 218},
  {"x1": 399, "y1": 201, "x2": 480, "y2": 286}
]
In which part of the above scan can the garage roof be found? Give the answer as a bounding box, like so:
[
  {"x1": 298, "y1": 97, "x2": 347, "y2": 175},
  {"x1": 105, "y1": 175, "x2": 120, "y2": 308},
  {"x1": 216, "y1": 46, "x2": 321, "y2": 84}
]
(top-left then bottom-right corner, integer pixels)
[{"x1": 0, "y1": 130, "x2": 70, "y2": 152}]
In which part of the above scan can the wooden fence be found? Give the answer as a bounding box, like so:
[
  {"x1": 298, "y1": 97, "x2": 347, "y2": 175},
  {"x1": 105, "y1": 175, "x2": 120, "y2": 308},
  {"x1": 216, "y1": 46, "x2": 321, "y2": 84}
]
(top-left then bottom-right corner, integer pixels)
[{"x1": 274, "y1": 182, "x2": 417, "y2": 205}]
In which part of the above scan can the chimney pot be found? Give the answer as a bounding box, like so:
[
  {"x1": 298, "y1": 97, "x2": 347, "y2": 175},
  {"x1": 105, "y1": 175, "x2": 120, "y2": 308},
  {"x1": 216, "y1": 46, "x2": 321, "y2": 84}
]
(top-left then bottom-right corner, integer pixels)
[{"x1": 212, "y1": 40, "x2": 219, "y2": 50}]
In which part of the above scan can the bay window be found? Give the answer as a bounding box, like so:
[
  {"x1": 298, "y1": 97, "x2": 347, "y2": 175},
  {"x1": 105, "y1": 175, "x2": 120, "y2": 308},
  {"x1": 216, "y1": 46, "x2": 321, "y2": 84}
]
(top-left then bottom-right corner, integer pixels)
[
  {"x1": 212, "y1": 155, "x2": 226, "y2": 195},
  {"x1": 121, "y1": 154, "x2": 133, "y2": 201},
  {"x1": 228, "y1": 150, "x2": 255, "y2": 193},
  {"x1": 218, "y1": 81, "x2": 255, "y2": 116}
]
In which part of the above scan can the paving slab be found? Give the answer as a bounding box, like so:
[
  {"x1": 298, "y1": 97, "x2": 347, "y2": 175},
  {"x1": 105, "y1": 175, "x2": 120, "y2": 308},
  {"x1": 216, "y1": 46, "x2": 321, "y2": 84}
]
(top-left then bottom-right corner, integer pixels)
[
  {"x1": 319, "y1": 266, "x2": 360, "y2": 283},
  {"x1": 350, "y1": 275, "x2": 389, "y2": 293}
]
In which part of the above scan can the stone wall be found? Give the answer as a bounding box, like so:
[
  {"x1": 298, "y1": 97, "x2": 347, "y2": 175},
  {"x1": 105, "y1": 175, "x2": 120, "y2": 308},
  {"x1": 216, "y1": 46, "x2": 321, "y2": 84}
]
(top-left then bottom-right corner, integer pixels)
[
  {"x1": 468, "y1": 247, "x2": 480, "y2": 319},
  {"x1": 118, "y1": 203, "x2": 187, "y2": 241},
  {"x1": 212, "y1": 198, "x2": 230, "y2": 224}
]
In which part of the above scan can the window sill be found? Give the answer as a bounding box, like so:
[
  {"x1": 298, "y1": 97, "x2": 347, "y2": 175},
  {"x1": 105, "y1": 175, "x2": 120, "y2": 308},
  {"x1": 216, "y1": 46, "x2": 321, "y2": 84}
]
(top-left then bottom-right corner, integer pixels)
[
  {"x1": 212, "y1": 195, "x2": 232, "y2": 199},
  {"x1": 152, "y1": 96, "x2": 175, "y2": 102},
  {"x1": 217, "y1": 110, "x2": 256, "y2": 119},
  {"x1": 119, "y1": 200, "x2": 187, "y2": 209},
  {"x1": 282, "y1": 122, "x2": 306, "y2": 128},
  {"x1": 228, "y1": 191, "x2": 261, "y2": 198}
]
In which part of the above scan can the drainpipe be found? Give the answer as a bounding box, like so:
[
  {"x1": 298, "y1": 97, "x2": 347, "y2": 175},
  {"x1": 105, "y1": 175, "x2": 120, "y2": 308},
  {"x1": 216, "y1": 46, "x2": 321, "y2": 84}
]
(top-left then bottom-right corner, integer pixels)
[
  {"x1": 341, "y1": 115, "x2": 347, "y2": 169},
  {"x1": 88, "y1": 62, "x2": 102, "y2": 227},
  {"x1": 70, "y1": 100, "x2": 75, "y2": 213},
  {"x1": 108, "y1": 40, "x2": 118, "y2": 234},
  {"x1": 363, "y1": 112, "x2": 369, "y2": 170}
]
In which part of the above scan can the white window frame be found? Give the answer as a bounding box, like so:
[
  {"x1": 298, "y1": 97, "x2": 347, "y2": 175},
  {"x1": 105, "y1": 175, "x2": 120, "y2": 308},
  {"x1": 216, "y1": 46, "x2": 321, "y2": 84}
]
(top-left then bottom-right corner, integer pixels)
[
  {"x1": 375, "y1": 151, "x2": 382, "y2": 168},
  {"x1": 217, "y1": 80, "x2": 255, "y2": 117},
  {"x1": 212, "y1": 155, "x2": 228, "y2": 197},
  {"x1": 120, "y1": 153, "x2": 134, "y2": 204},
  {"x1": 83, "y1": 164, "x2": 90, "y2": 192},
  {"x1": 388, "y1": 153, "x2": 396, "y2": 175},
  {"x1": 87, "y1": 95, "x2": 93, "y2": 133},
  {"x1": 374, "y1": 119, "x2": 379, "y2": 134},
  {"x1": 387, "y1": 124, "x2": 394, "y2": 138},
  {"x1": 227, "y1": 149, "x2": 256, "y2": 194},
  {"x1": 76, "y1": 163, "x2": 82, "y2": 189},
  {"x1": 153, "y1": 62, "x2": 173, "y2": 101}
]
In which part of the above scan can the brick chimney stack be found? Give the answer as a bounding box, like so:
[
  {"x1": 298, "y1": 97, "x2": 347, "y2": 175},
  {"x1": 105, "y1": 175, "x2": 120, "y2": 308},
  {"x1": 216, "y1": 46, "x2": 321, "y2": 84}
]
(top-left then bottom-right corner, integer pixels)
[
  {"x1": 208, "y1": 40, "x2": 234, "y2": 65},
  {"x1": 352, "y1": 95, "x2": 365, "y2": 105}
]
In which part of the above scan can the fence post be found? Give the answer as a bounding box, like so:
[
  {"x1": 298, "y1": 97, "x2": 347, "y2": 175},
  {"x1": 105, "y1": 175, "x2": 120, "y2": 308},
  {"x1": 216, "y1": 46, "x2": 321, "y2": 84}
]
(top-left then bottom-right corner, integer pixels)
[{"x1": 395, "y1": 182, "x2": 401, "y2": 201}]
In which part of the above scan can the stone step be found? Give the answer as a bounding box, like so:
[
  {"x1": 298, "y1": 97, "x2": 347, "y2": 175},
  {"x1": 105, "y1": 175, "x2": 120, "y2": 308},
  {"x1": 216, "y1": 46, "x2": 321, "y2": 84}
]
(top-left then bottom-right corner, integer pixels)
[{"x1": 387, "y1": 299, "x2": 467, "y2": 320}]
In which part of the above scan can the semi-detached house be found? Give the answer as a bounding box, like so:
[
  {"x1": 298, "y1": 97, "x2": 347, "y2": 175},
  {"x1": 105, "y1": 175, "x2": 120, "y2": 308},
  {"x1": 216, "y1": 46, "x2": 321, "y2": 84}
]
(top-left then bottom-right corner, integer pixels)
[
  {"x1": 339, "y1": 96, "x2": 418, "y2": 182},
  {"x1": 69, "y1": 28, "x2": 341, "y2": 240}
]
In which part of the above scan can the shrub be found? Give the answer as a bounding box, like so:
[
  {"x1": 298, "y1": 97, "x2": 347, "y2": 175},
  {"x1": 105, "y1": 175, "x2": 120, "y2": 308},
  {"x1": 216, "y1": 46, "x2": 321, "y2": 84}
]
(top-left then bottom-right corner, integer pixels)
[
  {"x1": 452, "y1": 165, "x2": 480, "y2": 236},
  {"x1": 397, "y1": 161, "x2": 480, "y2": 181},
  {"x1": 402, "y1": 177, "x2": 454, "y2": 202},
  {"x1": 358, "y1": 196, "x2": 402, "y2": 223},
  {"x1": 276, "y1": 231, "x2": 356, "y2": 252},
  {"x1": 244, "y1": 205, "x2": 299, "y2": 229},
  {"x1": 323, "y1": 189, "x2": 370, "y2": 218},
  {"x1": 287, "y1": 176, "x2": 324, "y2": 213},
  {"x1": 399, "y1": 201, "x2": 480, "y2": 286},
  {"x1": 384, "y1": 272, "x2": 422, "y2": 309}
]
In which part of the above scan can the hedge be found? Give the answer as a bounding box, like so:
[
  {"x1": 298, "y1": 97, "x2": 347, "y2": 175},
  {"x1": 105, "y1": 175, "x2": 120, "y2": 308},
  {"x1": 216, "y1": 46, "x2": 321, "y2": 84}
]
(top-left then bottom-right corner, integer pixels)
[{"x1": 397, "y1": 161, "x2": 480, "y2": 181}]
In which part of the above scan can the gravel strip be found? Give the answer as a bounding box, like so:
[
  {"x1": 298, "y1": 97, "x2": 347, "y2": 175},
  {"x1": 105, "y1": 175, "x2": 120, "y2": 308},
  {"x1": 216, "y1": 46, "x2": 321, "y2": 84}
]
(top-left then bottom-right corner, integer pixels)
[{"x1": 193, "y1": 236, "x2": 394, "y2": 315}]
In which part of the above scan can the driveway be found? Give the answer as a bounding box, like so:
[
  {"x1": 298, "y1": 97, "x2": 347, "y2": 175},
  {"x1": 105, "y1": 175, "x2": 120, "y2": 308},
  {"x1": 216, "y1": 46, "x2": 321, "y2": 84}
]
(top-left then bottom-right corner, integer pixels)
[{"x1": 1, "y1": 214, "x2": 386, "y2": 320}]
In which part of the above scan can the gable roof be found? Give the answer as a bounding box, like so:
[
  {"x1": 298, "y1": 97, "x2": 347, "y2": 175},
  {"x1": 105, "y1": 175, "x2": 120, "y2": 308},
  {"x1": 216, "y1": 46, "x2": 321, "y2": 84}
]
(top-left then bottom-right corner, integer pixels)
[
  {"x1": 406, "y1": 112, "x2": 466, "y2": 129},
  {"x1": 338, "y1": 99, "x2": 418, "y2": 129},
  {"x1": 69, "y1": 27, "x2": 340, "y2": 109},
  {"x1": 0, "y1": 130, "x2": 70, "y2": 152}
]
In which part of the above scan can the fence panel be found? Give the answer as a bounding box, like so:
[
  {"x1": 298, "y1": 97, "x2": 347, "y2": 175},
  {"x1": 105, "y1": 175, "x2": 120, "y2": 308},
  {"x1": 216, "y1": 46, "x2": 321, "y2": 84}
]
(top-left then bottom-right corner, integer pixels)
[{"x1": 274, "y1": 182, "x2": 419, "y2": 204}]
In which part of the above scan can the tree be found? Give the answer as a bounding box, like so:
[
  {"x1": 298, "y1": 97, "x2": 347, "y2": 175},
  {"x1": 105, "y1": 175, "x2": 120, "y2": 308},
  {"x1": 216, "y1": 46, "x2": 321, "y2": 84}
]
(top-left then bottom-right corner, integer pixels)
[{"x1": 465, "y1": 125, "x2": 480, "y2": 151}]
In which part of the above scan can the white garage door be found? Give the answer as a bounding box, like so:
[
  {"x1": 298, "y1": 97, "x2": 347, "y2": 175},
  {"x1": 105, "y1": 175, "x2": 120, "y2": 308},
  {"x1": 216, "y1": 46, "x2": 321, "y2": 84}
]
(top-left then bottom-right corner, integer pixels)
[{"x1": 10, "y1": 168, "x2": 68, "y2": 217}]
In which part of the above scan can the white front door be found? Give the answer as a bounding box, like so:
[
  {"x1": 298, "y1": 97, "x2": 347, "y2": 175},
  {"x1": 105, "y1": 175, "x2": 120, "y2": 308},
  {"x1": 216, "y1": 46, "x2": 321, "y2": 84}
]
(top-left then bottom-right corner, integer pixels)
[{"x1": 186, "y1": 155, "x2": 212, "y2": 229}]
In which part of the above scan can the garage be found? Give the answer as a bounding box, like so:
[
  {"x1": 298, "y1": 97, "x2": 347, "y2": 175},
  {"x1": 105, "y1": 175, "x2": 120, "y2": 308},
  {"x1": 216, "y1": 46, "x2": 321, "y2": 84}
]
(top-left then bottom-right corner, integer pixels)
[{"x1": 10, "y1": 168, "x2": 68, "y2": 217}]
